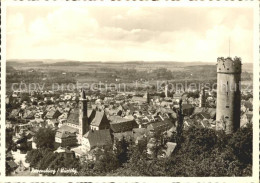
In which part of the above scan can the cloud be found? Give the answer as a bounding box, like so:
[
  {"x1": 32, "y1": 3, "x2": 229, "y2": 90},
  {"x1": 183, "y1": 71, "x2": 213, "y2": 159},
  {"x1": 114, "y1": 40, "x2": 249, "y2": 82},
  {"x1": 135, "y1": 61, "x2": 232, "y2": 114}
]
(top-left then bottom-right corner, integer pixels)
[{"x1": 6, "y1": 6, "x2": 253, "y2": 62}]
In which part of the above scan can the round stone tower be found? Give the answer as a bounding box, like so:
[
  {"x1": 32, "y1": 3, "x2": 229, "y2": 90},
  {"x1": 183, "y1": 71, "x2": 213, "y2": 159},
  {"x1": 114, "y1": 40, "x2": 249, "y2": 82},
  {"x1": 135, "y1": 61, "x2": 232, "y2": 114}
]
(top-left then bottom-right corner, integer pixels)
[{"x1": 216, "y1": 57, "x2": 241, "y2": 134}]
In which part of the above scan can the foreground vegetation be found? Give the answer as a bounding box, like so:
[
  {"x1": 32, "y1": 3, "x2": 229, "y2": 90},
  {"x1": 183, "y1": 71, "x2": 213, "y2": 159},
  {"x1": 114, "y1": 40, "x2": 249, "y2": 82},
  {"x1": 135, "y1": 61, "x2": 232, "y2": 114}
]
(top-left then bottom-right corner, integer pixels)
[{"x1": 18, "y1": 124, "x2": 252, "y2": 176}]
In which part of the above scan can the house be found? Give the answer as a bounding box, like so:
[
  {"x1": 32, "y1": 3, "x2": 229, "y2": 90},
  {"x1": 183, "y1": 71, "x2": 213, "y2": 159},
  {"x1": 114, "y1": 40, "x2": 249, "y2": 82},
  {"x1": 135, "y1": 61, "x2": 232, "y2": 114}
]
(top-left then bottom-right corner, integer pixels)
[
  {"x1": 191, "y1": 107, "x2": 216, "y2": 119},
  {"x1": 163, "y1": 142, "x2": 177, "y2": 157},
  {"x1": 132, "y1": 128, "x2": 146, "y2": 143},
  {"x1": 45, "y1": 109, "x2": 62, "y2": 119},
  {"x1": 23, "y1": 110, "x2": 36, "y2": 119},
  {"x1": 9, "y1": 109, "x2": 23, "y2": 119},
  {"x1": 89, "y1": 110, "x2": 110, "y2": 130},
  {"x1": 131, "y1": 96, "x2": 147, "y2": 104},
  {"x1": 82, "y1": 129, "x2": 112, "y2": 152},
  {"x1": 147, "y1": 120, "x2": 173, "y2": 135},
  {"x1": 55, "y1": 147, "x2": 76, "y2": 159},
  {"x1": 206, "y1": 108, "x2": 216, "y2": 119},
  {"x1": 66, "y1": 109, "x2": 80, "y2": 129},
  {"x1": 181, "y1": 104, "x2": 194, "y2": 116},
  {"x1": 55, "y1": 125, "x2": 78, "y2": 147},
  {"x1": 193, "y1": 112, "x2": 211, "y2": 120},
  {"x1": 200, "y1": 119, "x2": 212, "y2": 128},
  {"x1": 241, "y1": 101, "x2": 253, "y2": 112},
  {"x1": 241, "y1": 111, "x2": 253, "y2": 127},
  {"x1": 109, "y1": 116, "x2": 138, "y2": 133},
  {"x1": 113, "y1": 131, "x2": 134, "y2": 141}
]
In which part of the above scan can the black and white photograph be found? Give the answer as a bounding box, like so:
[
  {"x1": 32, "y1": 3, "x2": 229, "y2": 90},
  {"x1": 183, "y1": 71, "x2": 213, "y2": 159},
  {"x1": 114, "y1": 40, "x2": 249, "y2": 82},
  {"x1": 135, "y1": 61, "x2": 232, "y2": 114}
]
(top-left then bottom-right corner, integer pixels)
[{"x1": 1, "y1": 1, "x2": 259, "y2": 182}]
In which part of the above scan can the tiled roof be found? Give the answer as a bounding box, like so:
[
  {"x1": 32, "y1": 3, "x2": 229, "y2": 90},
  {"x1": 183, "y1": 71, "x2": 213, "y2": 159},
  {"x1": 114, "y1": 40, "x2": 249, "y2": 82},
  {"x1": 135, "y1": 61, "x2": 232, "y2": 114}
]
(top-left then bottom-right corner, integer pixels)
[
  {"x1": 90, "y1": 111, "x2": 108, "y2": 127},
  {"x1": 193, "y1": 107, "x2": 204, "y2": 114},
  {"x1": 84, "y1": 129, "x2": 112, "y2": 148},
  {"x1": 147, "y1": 120, "x2": 173, "y2": 131},
  {"x1": 165, "y1": 142, "x2": 177, "y2": 157},
  {"x1": 58, "y1": 124, "x2": 79, "y2": 134},
  {"x1": 242, "y1": 101, "x2": 253, "y2": 110},
  {"x1": 246, "y1": 112, "x2": 253, "y2": 121},
  {"x1": 45, "y1": 109, "x2": 61, "y2": 119},
  {"x1": 109, "y1": 116, "x2": 131, "y2": 123},
  {"x1": 110, "y1": 117, "x2": 138, "y2": 133},
  {"x1": 132, "y1": 96, "x2": 147, "y2": 103},
  {"x1": 56, "y1": 131, "x2": 76, "y2": 139},
  {"x1": 9, "y1": 109, "x2": 21, "y2": 118},
  {"x1": 113, "y1": 131, "x2": 134, "y2": 141},
  {"x1": 88, "y1": 110, "x2": 96, "y2": 123},
  {"x1": 23, "y1": 110, "x2": 36, "y2": 119},
  {"x1": 182, "y1": 104, "x2": 194, "y2": 110},
  {"x1": 206, "y1": 108, "x2": 216, "y2": 118},
  {"x1": 132, "y1": 128, "x2": 146, "y2": 139}
]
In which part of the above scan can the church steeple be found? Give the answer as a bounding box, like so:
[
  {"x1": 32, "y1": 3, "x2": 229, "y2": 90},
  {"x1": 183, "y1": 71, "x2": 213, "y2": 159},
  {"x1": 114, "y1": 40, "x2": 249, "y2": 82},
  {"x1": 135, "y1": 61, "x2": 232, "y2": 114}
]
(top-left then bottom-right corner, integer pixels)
[{"x1": 79, "y1": 89, "x2": 88, "y2": 138}]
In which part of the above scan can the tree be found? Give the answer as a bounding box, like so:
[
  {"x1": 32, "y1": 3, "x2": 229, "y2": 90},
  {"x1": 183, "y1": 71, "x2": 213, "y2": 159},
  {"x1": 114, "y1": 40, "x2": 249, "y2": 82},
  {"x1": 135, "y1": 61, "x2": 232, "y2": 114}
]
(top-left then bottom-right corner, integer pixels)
[
  {"x1": 79, "y1": 161, "x2": 96, "y2": 176},
  {"x1": 34, "y1": 127, "x2": 55, "y2": 149},
  {"x1": 26, "y1": 149, "x2": 45, "y2": 168},
  {"x1": 93, "y1": 147, "x2": 120, "y2": 174},
  {"x1": 6, "y1": 128, "x2": 14, "y2": 151},
  {"x1": 124, "y1": 138, "x2": 150, "y2": 175},
  {"x1": 228, "y1": 123, "x2": 252, "y2": 165},
  {"x1": 6, "y1": 161, "x2": 13, "y2": 176},
  {"x1": 20, "y1": 93, "x2": 31, "y2": 103},
  {"x1": 176, "y1": 99, "x2": 184, "y2": 147},
  {"x1": 114, "y1": 138, "x2": 130, "y2": 166},
  {"x1": 149, "y1": 130, "x2": 165, "y2": 158}
]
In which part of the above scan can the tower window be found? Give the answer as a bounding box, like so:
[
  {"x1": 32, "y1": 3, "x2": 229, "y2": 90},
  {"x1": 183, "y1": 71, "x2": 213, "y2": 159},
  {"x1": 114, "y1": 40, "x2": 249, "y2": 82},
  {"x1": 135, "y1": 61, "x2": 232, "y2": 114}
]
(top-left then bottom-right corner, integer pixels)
[
  {"x1": 225, "y1": 116, "x2": 229, "y2": 119},
  {"x1": 227, "y1": 92, "x2": 228, "y2": 96},
  {"x1": 227, "y1": 68, "x2": 229, "y2": 70},
  {"x1": 226, "y1": 106, "x2": 229, "y2": 108}
]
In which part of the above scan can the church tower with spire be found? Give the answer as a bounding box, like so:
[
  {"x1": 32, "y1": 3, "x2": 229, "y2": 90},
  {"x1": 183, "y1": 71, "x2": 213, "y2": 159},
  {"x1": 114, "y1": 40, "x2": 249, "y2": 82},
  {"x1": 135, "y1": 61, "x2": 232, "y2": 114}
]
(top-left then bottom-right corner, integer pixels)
[{"x1": 79, "y1": 89, "x2": 89, "y2": 141}]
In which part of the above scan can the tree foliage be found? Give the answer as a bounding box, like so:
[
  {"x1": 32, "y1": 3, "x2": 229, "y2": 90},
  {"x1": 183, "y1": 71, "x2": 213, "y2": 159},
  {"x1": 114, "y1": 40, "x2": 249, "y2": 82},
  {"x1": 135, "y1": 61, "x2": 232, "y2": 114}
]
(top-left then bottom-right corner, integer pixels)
[
  {"x1": 34, "y1": 127, "x2": 55, "y2": 149},
  {"x1": 24, "y1": 124, "x2": 252, "y2": 176}
]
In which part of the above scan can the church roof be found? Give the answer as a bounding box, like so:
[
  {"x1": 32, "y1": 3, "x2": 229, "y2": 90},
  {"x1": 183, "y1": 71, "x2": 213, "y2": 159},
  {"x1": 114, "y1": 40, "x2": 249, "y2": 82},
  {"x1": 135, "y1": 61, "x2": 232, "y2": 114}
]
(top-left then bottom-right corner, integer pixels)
[
  {"x1": 90, "y1": 111, "x2": 108, "y2": 127},
  {"x1": 84, "y1": 129, "x2": 112, "y2": 148}
]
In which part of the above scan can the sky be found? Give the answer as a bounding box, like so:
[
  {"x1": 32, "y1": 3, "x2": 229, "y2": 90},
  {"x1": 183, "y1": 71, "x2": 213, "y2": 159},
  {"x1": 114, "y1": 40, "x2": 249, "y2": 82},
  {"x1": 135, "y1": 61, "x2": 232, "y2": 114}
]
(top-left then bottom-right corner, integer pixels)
[{"x1": 6, "y1": 6, "x2": 254, "y2": 62}]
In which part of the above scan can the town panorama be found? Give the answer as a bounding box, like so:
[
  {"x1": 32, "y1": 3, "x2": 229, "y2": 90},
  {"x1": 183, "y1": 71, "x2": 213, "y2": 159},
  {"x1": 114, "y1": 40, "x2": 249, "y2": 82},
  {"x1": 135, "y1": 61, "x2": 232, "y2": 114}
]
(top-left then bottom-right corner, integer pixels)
[{"x1": 5, "y1": 5, "x2": 254, "y2": 177}]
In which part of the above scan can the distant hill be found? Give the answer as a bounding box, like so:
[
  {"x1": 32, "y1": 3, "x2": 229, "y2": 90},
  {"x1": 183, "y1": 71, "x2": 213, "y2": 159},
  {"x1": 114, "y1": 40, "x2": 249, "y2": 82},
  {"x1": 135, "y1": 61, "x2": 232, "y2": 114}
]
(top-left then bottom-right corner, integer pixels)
[
  {"x1": 6, "y1": 66, "x2": 16, "y2": 72},
  {"x1": 6, "y1": 59, "x2": 252, "y2": 73}
]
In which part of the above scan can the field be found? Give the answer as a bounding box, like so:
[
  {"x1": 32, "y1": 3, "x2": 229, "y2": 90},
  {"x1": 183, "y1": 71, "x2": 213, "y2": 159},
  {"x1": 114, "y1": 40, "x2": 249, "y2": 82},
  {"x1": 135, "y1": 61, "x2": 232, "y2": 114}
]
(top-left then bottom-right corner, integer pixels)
[{"x1": 6, "y1": 60, "x2": 253, "y2": 93}]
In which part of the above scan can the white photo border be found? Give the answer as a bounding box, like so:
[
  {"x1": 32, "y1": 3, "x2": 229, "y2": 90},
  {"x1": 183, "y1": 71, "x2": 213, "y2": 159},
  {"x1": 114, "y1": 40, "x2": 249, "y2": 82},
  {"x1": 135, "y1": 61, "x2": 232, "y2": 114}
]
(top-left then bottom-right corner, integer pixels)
[{"x1": 1, "y1": 0, "x2": 259, "y2": 182}]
